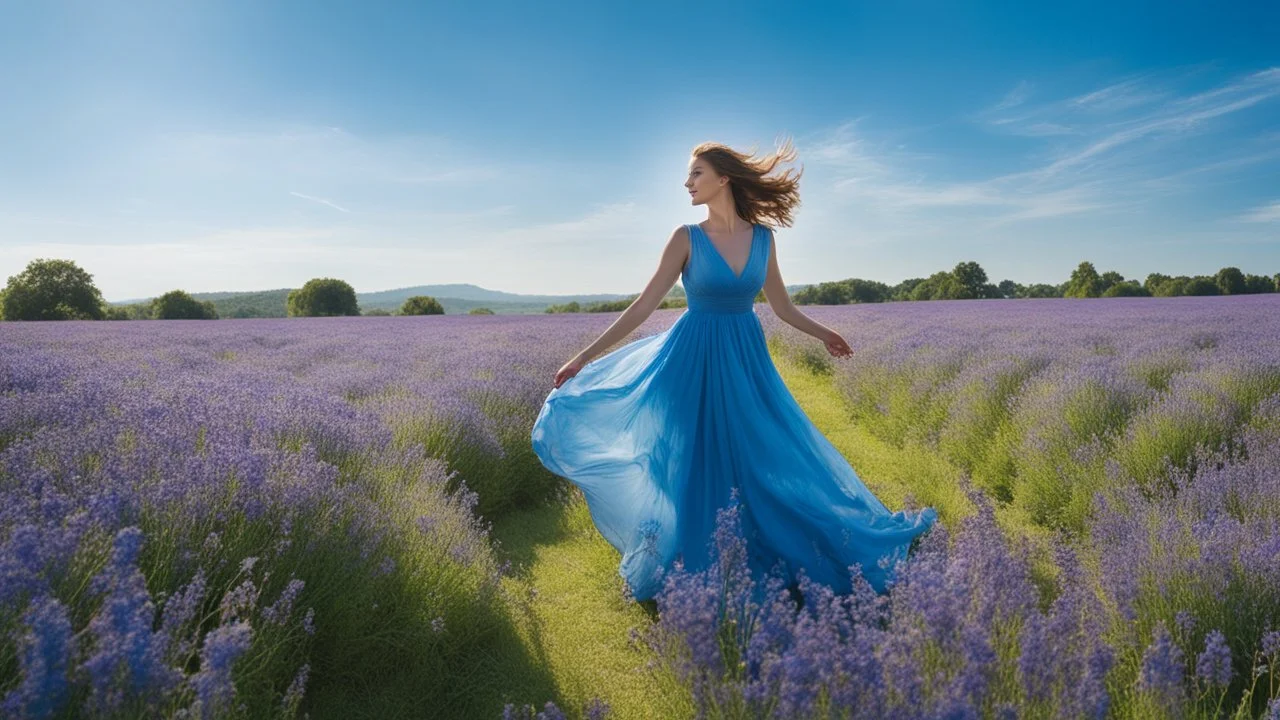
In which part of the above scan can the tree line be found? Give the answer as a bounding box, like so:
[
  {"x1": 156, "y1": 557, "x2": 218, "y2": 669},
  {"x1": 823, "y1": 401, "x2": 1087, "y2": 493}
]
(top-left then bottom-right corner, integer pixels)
[
  {"x1": 791, "y1": 261, "x2": 1279, "y2": 305},
  {"x1": 4, "y1": 256, "x2": 1276, "y2": 322},
  {"x1": 0, "y1": 260, "x2": 465, "y2": 321}
]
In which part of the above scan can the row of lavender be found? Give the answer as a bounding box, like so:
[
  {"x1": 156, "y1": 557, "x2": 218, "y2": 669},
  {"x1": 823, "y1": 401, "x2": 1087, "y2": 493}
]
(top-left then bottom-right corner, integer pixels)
[
  {"x1": 719, "y1": 295, "x2": 1279, "y2": 718},
  {"x1": 761, "y1": 295, "x2": 1280, "y2": 534},
  {"x1": 0, "y1": 314, "x2": 677, "y2": 718}
]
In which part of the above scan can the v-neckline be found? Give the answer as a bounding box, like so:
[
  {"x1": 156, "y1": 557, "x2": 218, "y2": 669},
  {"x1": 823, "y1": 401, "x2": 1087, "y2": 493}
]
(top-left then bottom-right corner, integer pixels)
[{"x1": 695, "y1": 222, "x2": 756, "y2": 280}]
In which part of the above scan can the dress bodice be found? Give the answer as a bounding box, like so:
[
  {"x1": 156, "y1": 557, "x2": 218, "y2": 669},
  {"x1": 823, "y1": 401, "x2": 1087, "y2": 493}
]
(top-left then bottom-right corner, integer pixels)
[{"x1": 680, "y1": 223, "x2": 770, "y2": 315}]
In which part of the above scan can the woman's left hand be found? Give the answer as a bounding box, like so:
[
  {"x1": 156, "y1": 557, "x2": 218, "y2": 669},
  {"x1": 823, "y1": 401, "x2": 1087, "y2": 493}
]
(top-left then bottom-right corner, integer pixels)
[{"x1": 824, "y1": 330, "x2": 853, "y2": 358}]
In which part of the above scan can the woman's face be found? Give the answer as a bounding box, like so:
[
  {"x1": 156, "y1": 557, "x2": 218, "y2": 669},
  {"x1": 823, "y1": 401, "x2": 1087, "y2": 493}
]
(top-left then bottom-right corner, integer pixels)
[{"x1": 685, "y1": 157, "x2": 725, "y2": 206}]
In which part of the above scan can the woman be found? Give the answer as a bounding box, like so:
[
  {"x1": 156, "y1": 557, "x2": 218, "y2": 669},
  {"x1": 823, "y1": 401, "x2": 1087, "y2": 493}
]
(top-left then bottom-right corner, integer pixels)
[{"x1": 530, "y1": 139, "x2": 938, "y2": 603}]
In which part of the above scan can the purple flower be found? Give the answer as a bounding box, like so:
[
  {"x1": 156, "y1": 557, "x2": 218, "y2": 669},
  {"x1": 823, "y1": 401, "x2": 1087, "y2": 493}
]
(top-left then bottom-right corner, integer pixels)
[
  {"x1": 263, "y1": 578, "x2": 305, "y2": 625},
  {"x1": 1, "y1": 595, "x2": 75, "y2": 720},
  {"x1": 190, "y1": 620, "x2": 252, "y2": 719},
  {"x1": 80, "y1": 528, "x2": 182, "y2": 713},
  {"x1": 1262, "y1": 629, "x2": 1280, "y2": 658},
  {"x1": 583, "y1": 696, "x2": 611, "y2": 720},
  {"x1": 1138, "y1": 621, "x2": 1185, "y2": 705},
  {"x1": 281, "y1": 663, "x2": 309, "y2": 715},
  {"x1": 1194, "y1": 629, "x2": 1233, "y2": 688}
]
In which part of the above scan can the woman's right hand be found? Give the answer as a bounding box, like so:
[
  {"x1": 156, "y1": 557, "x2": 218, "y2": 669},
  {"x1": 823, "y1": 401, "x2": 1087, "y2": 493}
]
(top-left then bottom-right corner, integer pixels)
[{"x1": 554, "y1": 354, "x2": 589, "y2": 388}]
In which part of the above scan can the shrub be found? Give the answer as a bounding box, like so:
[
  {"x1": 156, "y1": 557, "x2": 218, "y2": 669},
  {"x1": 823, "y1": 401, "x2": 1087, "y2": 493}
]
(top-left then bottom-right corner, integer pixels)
[
  {"x1": 400, "y1": 296, "x2": 444, "y2": 315},
  {"x1": 151, "y1": 290, "x2": 219, "y2": 319},
  {"x1": 286, "y1": 279, "x2": 359, "y2": 317},
  {"x1": 1, "y1": 258, "x2": 106, "y2": 321}
]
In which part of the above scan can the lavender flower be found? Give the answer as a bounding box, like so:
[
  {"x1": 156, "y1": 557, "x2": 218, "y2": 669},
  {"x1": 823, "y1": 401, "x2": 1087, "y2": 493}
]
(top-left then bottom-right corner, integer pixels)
[
  {"x1": 1195, "y1": 629, "x2": 1233, "y2": 688},
  {"x1": 1138, "y1": 621, "x2": 1185, "y2": 706},
  {"x1": 1, "y1": 595, "x2": 75, "y2": 720},
  {"x1": 189, "y1": 620, "x2": 252, "y2": 719}
]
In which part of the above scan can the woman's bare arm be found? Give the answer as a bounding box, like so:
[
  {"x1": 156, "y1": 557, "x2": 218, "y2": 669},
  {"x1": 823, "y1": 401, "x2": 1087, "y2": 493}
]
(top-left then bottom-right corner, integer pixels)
[
  {"x1": 760, "y1": 229, "x2": 838, "y2": 343},
  {"x1": 572, "y1": 226, "x2": 690, "y2": 364}
]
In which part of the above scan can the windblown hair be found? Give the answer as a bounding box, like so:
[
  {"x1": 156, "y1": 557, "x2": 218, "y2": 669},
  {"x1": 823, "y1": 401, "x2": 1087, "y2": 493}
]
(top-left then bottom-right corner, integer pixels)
[{"x1": 691, "y1": 137, "x2": 803, "y2": 229}]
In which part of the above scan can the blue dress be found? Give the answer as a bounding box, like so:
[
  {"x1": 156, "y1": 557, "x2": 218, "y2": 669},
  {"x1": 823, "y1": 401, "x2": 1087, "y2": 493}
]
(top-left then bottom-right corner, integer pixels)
[{"x1": 530, "y1": 222, "x2": 938, "y2": 602}]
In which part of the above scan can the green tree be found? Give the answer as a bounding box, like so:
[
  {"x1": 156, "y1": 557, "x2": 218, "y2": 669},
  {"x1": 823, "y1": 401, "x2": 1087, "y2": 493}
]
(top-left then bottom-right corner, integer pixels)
[
  {"x1": 469, "y1": 307, "x2": 495, "y2": 315},
  {"x1": 1215, "y1": 267, "x2": 1246, "y2": 295},
  {"x1": 951, "y1": 261, "x2": 988, "y2": 299},
  {"x1": 399, "y1": 295, "x2": 444, "y2": 315},
  {"x1": 909, "y1": 271, "x2": 954, "y2": 300},
  {"x1": 1020, "y1": 283, "x2": 1061, "y2": 299},
  {"x1": 997, "y1": 279, "x2": 1019, "y2": 299},
  {"x1": 1, "y1": 258, "x2": 106, "y2": 321},
  {"x1": 1064, "y1": 261, "x2": 1103, "y2": 298},
  {"x1": 362, "y1": 308, "x2": 393, "y2": 316},
  {"x1": 1099, "y1": 271, "x2": 1124, "y2": 295},
  {"x1": 1243, "y1": 274, "x2": 1275, "y2": 294},
  {"x1": 152, "y1": 290, "x2": 218, "y2": 319},
  {"x1": 891, "y1": 278, "x2": 926, "y2": 301},
  {"x1": 1102, "y1": 281, "x2": 1150, "y2": 297},
  {"x1": 1144, "y1": 273, "x2": 1171, "y2": 295},
  {"x1": 794, "y1": 281, "x2": 853, "y2": 305},
  {"x1": 1183, "y1": 277, "x2": 1221, "y2": 296},
  {"x1": 1151, "y1": 276, "x2": 1189, "y2": 297},
  {"x1": 286, "y1": 278, "x2": 360, "y2": 317}
]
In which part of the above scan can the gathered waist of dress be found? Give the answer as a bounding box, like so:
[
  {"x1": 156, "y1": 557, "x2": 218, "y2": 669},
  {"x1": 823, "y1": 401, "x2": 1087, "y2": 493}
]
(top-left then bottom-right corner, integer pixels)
[{"x1": 684, "y1": 299, "x2": 757, "y2": 316}]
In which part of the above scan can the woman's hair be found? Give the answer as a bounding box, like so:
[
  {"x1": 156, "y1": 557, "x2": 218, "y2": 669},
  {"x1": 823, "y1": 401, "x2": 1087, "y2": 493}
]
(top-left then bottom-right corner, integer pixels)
[{"x1": 691, "y1": 136, "x2": 803, "y2": 229}]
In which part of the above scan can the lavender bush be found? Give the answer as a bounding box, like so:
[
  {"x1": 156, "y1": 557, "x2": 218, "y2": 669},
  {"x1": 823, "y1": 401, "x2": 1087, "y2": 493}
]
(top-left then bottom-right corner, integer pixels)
[
  {"x1": 641, "y1": 482, "x2": 1118, "y2": 719},
  {"x1": 749, "y1": 295, "x2": 1280, "y2": 718},
  {"x1": 759, "y1": 295, "x2": 1280, "y2": 535},
  {"x1": 642, "y1": 475, "x2": 1280, "y2": 719},
  {"x1": 0, "y1": 315, "x2": 655, "y2": 716}
]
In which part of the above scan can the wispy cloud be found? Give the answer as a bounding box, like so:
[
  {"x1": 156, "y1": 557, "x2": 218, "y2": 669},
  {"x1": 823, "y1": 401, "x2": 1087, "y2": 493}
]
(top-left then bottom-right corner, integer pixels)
[
  {"x1": 991, "y1": 80, "x2": 1034, "y2": 112},
  {"x1": 805, "y1": 66, "x2": 1280, "y2": 235},
  {"x1": 1237, "y1": 200, "x2": 1280, "y2": 223},
  {"x1": 289, "y1": 191, "x2": 350, "y2": 213}
]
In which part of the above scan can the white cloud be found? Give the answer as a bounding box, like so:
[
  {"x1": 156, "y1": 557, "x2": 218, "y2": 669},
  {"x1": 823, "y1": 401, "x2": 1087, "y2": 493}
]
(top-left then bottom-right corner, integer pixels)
[
  {"x1": 1236, "y1": 200, "x2": 1280, "y2": 223},
  {"x1": 289, "y1": 191, "x2": 350, "y2": 213}
]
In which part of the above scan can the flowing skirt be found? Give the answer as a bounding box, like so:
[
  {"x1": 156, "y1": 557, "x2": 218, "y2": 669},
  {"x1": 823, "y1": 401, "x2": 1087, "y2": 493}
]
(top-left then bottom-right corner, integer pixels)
[{"x1": 531, "y1": 307, "x2": 937, "y2": 602}]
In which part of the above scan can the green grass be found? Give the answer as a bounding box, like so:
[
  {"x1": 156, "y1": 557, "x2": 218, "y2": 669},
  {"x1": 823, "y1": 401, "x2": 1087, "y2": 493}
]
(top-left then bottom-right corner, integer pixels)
[{"x1": 481, "y1": 495, "x2": 694, "y2": 719}]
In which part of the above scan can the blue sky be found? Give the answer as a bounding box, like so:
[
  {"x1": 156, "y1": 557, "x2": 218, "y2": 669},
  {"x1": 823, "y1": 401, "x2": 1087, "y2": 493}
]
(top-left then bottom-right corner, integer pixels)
[{"x1": 1, "y1": 0, "x2": 1277, "y2": 301}]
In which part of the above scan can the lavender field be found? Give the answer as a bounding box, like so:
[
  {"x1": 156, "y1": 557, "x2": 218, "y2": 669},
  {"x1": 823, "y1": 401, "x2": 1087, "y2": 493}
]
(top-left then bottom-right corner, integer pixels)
[{"x1": 3, "y1": 295, "x2": 1280, "y2": 719}]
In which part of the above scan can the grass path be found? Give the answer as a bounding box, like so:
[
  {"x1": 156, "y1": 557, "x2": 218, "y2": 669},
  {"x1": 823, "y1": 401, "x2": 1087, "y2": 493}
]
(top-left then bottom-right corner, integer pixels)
[
  {"x1": 484, "y1": 495, "x2": 693, "y2": 719},
  {"x1": 475, "y1": 346, "x2": 1060, "y2": 718}
]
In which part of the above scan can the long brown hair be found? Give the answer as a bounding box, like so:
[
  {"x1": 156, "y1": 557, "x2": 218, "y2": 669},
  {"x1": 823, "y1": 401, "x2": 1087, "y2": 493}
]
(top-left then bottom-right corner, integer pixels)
[{"x1": 691, "y1": 137, "x2": 803, "y2": 229}]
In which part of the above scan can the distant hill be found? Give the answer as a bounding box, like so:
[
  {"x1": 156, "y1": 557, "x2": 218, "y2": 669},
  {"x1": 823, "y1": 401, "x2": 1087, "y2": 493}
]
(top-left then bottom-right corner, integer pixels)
[{"x1": 106, "y1": 282, "x2": 809, "y2": 318}]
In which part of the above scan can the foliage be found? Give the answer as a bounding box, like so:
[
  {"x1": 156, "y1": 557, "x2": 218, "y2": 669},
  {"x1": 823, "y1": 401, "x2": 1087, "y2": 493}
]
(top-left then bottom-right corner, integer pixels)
[
  {"x1": 1103, "y1": 280, "x2": 1151, "y2": 297},
  {"x1": 544, "y1": 296, "x2": 687, "y2": 313},
  {"x1": 1065, "y1": 261, "x2": 1104, "y2": 298},
  {"x1": 400, "y1": 295, "x2": 445, "y2": 316},
  {"x1": 1215, "y1": 267, "x2": 1246, "y2": 295},
  {"x1": 1184, "y1": 277, "x2": 1221, "y2": 296},
  {"x1": 286, "y1": 278, "x2": 360, "y2": 317},
  {"x1": 151, "y1": 289, "x2": 219, "y2": 320},
  {"x1": 1, "y1": 257, "x2": 106, "y2": 321},
  {"x1": 794, "y1": 278, "x2": 893, "y2": 304}
]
